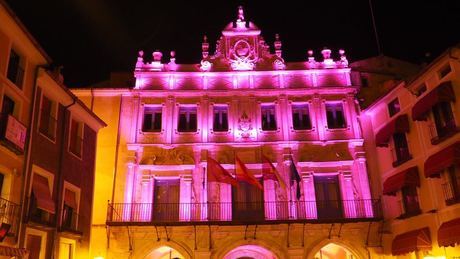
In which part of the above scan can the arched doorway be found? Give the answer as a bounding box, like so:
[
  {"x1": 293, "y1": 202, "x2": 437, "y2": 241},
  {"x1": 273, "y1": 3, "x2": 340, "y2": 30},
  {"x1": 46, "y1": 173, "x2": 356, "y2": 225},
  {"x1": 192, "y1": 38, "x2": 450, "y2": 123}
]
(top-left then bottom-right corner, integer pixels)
[
  {"x1": 313, "y1": 243, "x2": 357, "y2": 259},
  {"x1": 144, "y1": 246, "x2": 186, "y2": 259},
  {"x1": 223, "y1": 245, "x2": 277, "y2": 259}
]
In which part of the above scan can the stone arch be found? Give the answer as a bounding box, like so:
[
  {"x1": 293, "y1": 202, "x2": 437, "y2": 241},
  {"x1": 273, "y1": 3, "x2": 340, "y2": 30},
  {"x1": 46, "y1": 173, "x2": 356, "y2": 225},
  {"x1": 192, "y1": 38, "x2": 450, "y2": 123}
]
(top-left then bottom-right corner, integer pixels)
[
  {"x1": 306, "y1": 239, "x2": 367, "y2": 259},
  {"x1": 134, "y1": 240, "x2": 193, "y2": 259},
  {"x1": 213, "y1": 239, "x2": 286, "y2": 259}
]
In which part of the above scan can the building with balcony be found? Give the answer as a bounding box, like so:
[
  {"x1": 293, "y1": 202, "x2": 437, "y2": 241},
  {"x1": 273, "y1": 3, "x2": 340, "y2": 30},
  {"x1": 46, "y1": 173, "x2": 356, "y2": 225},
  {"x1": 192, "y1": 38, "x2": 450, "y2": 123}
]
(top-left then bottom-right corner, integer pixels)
[
  {"x1": 361, "y1": 44, "x2": 460, "y2": 258},
  {"x1": 0, "y1": 1, "x2": 51, "y2": 257},
  {"x1": 18, "y1": 69, "x2": 106, "y2": 259},
  {"x1": 1, "y1": 1, "x2": 107, "y2": 258},
  {"x1": 73, "y1": 7, "x2": 383, "y2": 259}
]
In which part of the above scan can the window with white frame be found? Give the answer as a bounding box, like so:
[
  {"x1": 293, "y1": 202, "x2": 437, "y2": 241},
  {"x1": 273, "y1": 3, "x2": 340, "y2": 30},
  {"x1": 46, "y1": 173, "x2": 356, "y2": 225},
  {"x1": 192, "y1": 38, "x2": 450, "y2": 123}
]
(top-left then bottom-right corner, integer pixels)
[
  {"x1": 62, "y1": 186, "x2": 79, "y2": 231},
  {"x1": 177, "y1": 106, "x2": 197, "y2": 132},
  {"x1": 213, "y1": 105, "x2": 229, "y2": 132},
  {"x1": 69, "y1": 118, "x2": 83, "y2": 157},
  {"x1": 142, "y1": 106, "x2": 162, "y2": 132},
  {"x1": 261, "y1": 104, "x2": 277, "y2": 131},
  {"x1": 39, "y1": 94, "x2": 57, "y2": 140}
]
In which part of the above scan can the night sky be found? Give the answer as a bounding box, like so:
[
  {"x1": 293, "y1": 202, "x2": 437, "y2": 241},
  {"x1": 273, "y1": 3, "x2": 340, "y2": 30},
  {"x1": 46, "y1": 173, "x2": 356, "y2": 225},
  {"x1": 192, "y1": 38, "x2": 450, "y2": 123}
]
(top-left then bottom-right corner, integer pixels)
[{"x1": 5, "y1": 0, "x2": 460, "y2": 87}]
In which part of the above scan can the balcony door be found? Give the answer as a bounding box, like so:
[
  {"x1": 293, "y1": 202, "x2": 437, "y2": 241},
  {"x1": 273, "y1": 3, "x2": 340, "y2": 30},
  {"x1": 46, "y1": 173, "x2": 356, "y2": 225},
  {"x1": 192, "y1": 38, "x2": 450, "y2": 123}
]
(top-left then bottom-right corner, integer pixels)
[
  {"x1": 314, "y1": 175, "x2": 342, "y2": 219},
  {"x1": 153, "y1": 179, "x2": 180, "y2": 222},
  {"x1": 232, "y1": 180, "x2": 264, "y2": 222}
]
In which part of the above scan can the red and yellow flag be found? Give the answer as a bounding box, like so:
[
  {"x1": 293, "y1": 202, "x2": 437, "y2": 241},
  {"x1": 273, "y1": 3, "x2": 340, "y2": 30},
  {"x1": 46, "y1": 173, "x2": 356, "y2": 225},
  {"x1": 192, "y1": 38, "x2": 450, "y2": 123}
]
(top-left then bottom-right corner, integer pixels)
[
  {"x1": 261, "y1": 154, "x2": 286, "y2": 190},
  {"x1": 207, "y1": 156, "x2": 238, "y2": 187},
  {"x1": 235, "y1": 156, "x2": 263, "y2": 190}
]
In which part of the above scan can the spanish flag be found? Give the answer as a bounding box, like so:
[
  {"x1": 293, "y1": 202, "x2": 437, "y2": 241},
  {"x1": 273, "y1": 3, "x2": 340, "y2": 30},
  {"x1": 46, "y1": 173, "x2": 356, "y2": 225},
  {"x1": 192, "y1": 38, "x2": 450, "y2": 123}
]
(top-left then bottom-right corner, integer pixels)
[
  {"x1": 261, "y1": 155, "x2": 286, "y2": 190},
  {"x1": 207, "y1": 156, "x2": 238, "y2": 187},
  {"x1": 235, "y1": 156, "x2": 263, "y2": 190}
]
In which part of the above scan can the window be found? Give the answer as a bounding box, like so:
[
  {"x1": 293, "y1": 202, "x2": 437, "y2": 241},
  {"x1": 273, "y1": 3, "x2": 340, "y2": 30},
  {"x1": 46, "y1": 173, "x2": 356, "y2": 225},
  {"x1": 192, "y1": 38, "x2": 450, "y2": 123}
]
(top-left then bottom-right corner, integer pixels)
[
  {"x1": 415, "y1": 83, "x2": 427, "y2": 97},
  {"x1": 62, "y1": 188, "x2": 78, "y2": 231},
  {"x1": 213, "y1": 105, "x2": 228, "y2": 132},
  {"x1": 153, "y1": 179, "x2": 180, "y2": 221},
  {"x1": 142, "y1": 106, "x2": 162, "y2": 132},
  {"x1": 39, "y1": 95, "x2": 57, "y2": 140},
  {"x1": 69, "y1": 119, "x2": 83, "y2": 157},
  {"x1": 232, "y1": 180, "x2": 264, "y2": 221},
  {"x1": 325, "y1": 103, "x2": 346, "y2": 129},
  {"x1": 360, "y1": 76, "x2": 369, "y2": 87},
  {"x1": 443, "y1": 165, "x2": 460, "y2": 205},
  {"x1": 6, "y1": 49, "x2": 24, "y2": 88},
  {"x1": 432, "y1": 101, "x2": 456, "y2": 142},
  {"x1": 439, "y1": 64, "x2": 452, "y2": 79},
  {"x1": 387, "y1": 98, "x2": 400, "y2": 117},
  {"x1": 29, "y1": 173, "x2": 55, "y2": 226},
  {"x1": 400, "y1": 186, "x2": 421, "y2": 217},
  {"x1": 314, "y1": 175, "x2": 342, "y2": 219},
  {"x1": 177, "y1": 106, "x2": 197, "y2": 132},
  {"x1": 1, "y1": 95, "x2": 15, "y2": 116},
  {"x1": 261, "y1": 104, "x2": 277, "y2": 131},
  {"x1": 292, "y1": 104, "x2": 311, "y2": 130},
  {"x1": 392, "y1": 133, "x2": 411, "y2": 166}
]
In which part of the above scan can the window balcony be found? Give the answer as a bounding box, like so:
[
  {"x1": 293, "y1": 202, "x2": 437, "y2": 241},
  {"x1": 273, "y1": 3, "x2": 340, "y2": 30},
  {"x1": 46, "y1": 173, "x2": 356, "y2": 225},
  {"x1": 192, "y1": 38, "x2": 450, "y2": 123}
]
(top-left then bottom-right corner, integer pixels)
[
  {"x1": 60, "y1": 210, "x2": 82, "y2": 235},
  {"x1": 0, "y1": 113, "x2": 27, "y2": 154},
  {"x1": 442, "y1": 182, "x2": 460, "y2": 206},
  {"x1": 26, "y1": 197, "x2": 55, "y2": 228},
  {"x1": 106, "y1": 199, "x2": 382, "y2": 226},
  {"x1": 429, "y1": 120, "x2": 459, "y2": 145},
  {"x1": 0, "y1": 198, "x2": 21, "y2": 238}
]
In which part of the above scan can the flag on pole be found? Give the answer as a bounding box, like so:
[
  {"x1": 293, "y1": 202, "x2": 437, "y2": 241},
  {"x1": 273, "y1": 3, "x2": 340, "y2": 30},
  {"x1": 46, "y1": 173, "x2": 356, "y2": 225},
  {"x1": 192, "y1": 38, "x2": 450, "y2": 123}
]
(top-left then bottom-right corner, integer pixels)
[
  {"x1": 207, "y1": 156, "x2": 238, "y2": 187},
  {"x1": 235, "y1": 156, "x2": 263, "y2": 190},
  {"x1": 289, "y1": 156, "x2": 301, "y2": 200},
  {"x1": 261, "y1": 155, "x2": 286, "y2": 190}
]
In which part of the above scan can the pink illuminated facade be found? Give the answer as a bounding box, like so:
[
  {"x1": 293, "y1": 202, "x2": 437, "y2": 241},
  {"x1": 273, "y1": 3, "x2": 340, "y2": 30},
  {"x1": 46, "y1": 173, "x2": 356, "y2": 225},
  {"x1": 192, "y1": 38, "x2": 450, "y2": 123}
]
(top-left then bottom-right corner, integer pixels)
[{"x1": 73, "y1": 7, "x2": 383, "y2": 259}]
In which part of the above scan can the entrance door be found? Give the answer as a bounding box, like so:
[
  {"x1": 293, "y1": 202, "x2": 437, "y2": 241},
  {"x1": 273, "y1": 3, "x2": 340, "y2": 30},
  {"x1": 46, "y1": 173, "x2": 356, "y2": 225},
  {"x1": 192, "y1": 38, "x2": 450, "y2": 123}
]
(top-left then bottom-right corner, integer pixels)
[
  {"x1": 314, "y1": 175, "x2": 342, "y2": 219},
  {"x1": 232, "y1": 180, "x2": 264, "y2": 222},
  {"x1": 153, "y1": 179, "x2": 180, "y2": 222}
]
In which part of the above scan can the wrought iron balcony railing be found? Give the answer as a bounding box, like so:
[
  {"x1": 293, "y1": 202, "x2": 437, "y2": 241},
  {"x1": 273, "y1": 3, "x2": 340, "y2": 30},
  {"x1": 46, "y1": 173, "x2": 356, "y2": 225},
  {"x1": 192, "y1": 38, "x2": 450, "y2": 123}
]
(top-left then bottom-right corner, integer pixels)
[
  {"x1": 0, "y1": 198, "x2": 21, "y2": 237},
  {"x1": 107, "y1": 199, "x2": 381, "y2": 225},
  {"x1": 442, "y1": 182, "x2": 460, "y2": 206}
]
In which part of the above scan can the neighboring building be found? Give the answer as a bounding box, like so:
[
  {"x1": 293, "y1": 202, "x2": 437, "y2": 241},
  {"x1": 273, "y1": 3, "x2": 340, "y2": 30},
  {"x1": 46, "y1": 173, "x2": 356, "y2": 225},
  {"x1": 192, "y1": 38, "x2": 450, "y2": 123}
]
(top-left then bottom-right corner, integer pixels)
[
  {"x1": 350, "y1": 55, "x2": 420, "y2": 109},
  {"x1": 73, "y1": 7, "x2": 383, "y2": 259},
  {"x1": 361, "y1": 44, "x2": 460, "y2": 258},
  {"x1": 0, "y1": 1, "x2": 50, "y2": 257},
  {"x1": 18, "y1": 69, "x2": 106, "y2": 259},
  {"x1": 0, "y1": 1, "x2": 106, "y2": 258}
]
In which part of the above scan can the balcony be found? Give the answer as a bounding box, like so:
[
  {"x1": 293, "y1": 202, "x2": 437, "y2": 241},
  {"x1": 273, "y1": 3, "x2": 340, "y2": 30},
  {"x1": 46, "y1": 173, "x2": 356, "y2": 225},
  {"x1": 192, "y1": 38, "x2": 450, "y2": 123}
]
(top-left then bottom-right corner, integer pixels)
[
  {"x1": 60, "y1": 210, "x2": 82, "y2": 235},
  {"x1": 0, "y1": 198, "x2": 21, "y2": 237},
  {"x1": 107, "y1": 199, "x2": 382, "y2": 226},
  {"x1": 442, "y1": 182, "x2": 460, "y2": 206},
  {"x1": 0, "y1": 113, "x2": 27, "y2": 154},
  {"x1": 26, "y1": 197, "x2": 55, "y2": 228},
  {"x1": 429, "y1": 120, "x2": 459, "y2": 145}
]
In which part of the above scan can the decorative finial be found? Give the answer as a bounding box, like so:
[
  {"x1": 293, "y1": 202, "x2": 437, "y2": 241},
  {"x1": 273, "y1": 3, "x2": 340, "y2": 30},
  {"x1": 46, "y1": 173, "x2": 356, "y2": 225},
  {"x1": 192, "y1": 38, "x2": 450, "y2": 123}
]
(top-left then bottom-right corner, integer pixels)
[
  {"x1": 203, "y1": 35, "x2": 208, "y2": 43},
  {"x1": 274, "y1": 33, "x2": 282, "y2": 58},
  {"x1": 321, "y1": 47, "x2": 331, "y2": 60},
  {"x1": 152, "y1": 50, "x2": 163, "y2": 62},
  {"x1": 170, "y1": 51, "x2": 175, "y2": 58},
  {"x1": 135, "y1": 50, "x2": 145, "y2": 69},
  {"x1": 138, "y1": 50, "x2": 144, "y2": 58},
  {"x1": 202, "y1": 35, "x2": 209, "y2": 59},
  {"x1": 168, "y1": 50, "x2": 177, "y2": 71},
  {"x1": 308, "y1": 50, "x2": 313, "y2": 57},
  {"x1": 237, "y1": 6, "x2": 244, "y2": 21}
]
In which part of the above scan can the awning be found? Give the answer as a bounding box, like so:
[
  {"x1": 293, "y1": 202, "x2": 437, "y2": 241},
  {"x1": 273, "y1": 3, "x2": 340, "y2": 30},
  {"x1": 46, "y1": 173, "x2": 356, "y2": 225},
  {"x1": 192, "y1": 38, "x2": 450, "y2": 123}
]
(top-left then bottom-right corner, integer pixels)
[
  {"x1": 64, "y1": 189, "x2": 78, "y2": 209},
  {"x1": 412, "y1": 81, "x2": 455, "y2": 121},
  {"x1": 0, "y1": 245, "x2": 29, "y2": 257},
  {"x1": 424, "y1": 142, "x2": 460, "y2": 178},
  {"x1": 383, "y1": 166, "x2": 419, "y2": 195},
  {"x1": 438, "y1": 218, "x2": 460, "y2": 247},
  {"x1": 392, "y1": 227, "x2": 432, "y2": 255},
  {"x1": 32, "y1": 174, "x2": 55, "y2": 214},
  {"x1": 375, "y1": 114, "x2": 410, "y2": 147}
]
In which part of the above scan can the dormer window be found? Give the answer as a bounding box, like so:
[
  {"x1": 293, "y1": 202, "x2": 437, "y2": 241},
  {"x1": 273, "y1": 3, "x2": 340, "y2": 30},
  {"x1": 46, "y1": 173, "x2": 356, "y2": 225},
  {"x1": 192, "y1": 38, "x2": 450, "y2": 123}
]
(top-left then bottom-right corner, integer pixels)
[{"x1": 388, "y1": 98, "x2": 400, "y2": 117}]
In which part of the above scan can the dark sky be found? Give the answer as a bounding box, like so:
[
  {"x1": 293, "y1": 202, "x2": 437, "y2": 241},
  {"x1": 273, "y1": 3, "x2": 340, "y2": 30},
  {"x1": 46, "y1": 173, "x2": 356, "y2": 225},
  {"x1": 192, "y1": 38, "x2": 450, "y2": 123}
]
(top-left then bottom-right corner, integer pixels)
[{"x1": 5, "y1": 0, "x2": 460, "y2": 87}]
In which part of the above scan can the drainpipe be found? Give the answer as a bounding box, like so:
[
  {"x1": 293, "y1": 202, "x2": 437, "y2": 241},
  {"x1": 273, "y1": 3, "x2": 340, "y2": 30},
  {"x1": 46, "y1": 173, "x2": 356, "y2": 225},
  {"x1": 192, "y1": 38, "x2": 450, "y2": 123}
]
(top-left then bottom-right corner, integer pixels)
[
  {"x1": 18, "y1": 64, "x2": 47, "y2": 247},
  {"x1": 51, "y1": 97, "x2": 77, "y2": 259}
]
